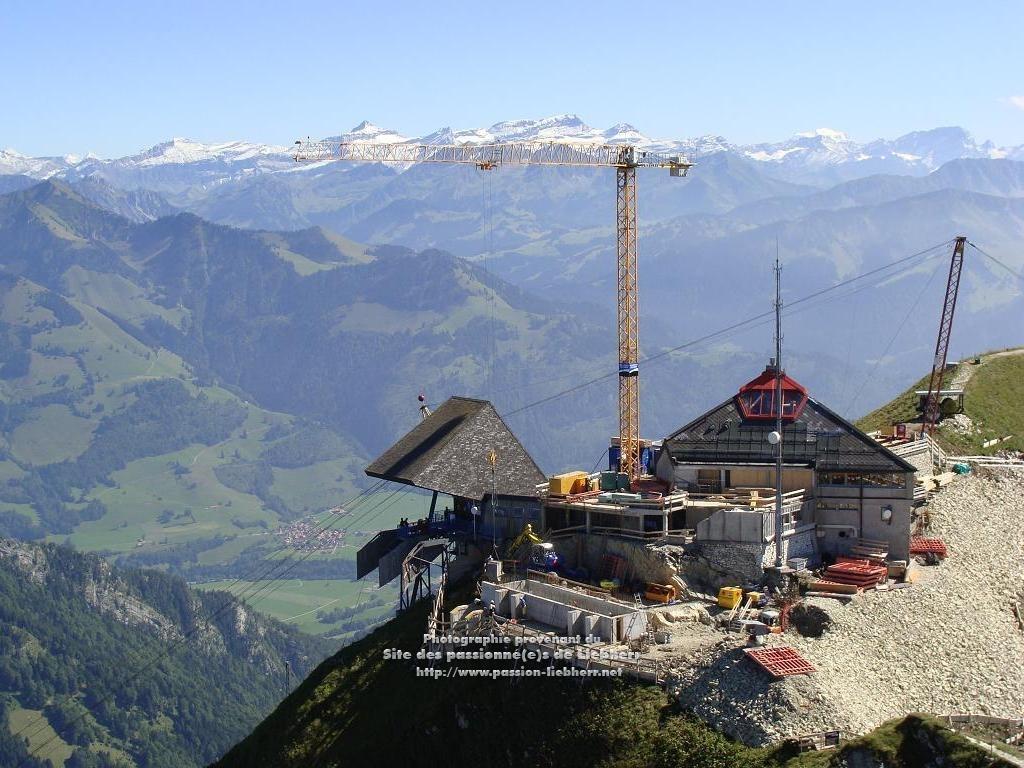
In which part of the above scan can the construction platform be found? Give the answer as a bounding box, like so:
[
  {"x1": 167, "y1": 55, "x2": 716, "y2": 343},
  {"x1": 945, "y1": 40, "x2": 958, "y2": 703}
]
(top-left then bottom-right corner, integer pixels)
[{"x1": 539, "y1": 472, "x2": 807, "y2": 542}]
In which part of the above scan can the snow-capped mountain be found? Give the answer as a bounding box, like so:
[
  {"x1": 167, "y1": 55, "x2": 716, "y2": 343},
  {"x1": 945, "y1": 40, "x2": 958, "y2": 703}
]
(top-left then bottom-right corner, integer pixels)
[
  {"x1": 58, "y1": 138, "x2": 295, "y2": 193},
  {"x1": 115, "y1": 137, "x2": 291, "y2": 168},
  {"x1": 0, "y1": 148, "x2": 81, "y2": 178},
  {"x1": 325, "y1": 121, "x2": 410, "y2": 145},
  {"x1": 738, "y1": 125, "x2": 1016, "y2": 183},
  {"x1": 4, "y1": 115, "x2": 1021, "y2": 190}
]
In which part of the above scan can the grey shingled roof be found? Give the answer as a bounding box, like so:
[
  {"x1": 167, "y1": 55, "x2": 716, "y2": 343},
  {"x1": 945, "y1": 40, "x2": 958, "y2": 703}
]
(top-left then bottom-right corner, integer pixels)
[
  {"x1": 663, "y1": 395, "x2": 916, "y2": 474},
  {"x1": 365, "y1": 396, "x2": 546, "y2": 500}
]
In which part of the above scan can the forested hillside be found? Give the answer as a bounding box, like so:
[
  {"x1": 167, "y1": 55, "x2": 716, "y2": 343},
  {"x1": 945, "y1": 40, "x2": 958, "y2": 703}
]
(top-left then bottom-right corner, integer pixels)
[{"x1": 0, "y1": 537, "x2": 331, "y2": 767}]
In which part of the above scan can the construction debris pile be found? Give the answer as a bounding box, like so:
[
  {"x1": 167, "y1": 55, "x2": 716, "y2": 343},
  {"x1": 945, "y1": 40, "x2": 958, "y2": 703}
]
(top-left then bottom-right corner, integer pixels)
[{"x1": 666, "y1": 470, "x2": 1024, "y2": 745}]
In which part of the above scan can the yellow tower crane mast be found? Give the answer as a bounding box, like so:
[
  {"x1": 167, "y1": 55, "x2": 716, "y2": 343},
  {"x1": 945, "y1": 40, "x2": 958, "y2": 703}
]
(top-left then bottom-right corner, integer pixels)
[{"x1": 293, "y1": 139, "x2": 692, "y2": 481}]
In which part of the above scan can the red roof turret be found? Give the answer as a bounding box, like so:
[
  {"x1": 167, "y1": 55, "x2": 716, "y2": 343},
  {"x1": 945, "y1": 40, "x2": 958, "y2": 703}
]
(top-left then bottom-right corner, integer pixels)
[{"x1": 735, "y1": 364, "x2": 808, "y2": 421}]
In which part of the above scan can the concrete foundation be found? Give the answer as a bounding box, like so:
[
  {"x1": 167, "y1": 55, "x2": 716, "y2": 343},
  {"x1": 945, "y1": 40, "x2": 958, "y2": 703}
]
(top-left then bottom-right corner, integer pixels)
[{"x1": 480, "y1": 578, "x2": 647, "y2": 643}]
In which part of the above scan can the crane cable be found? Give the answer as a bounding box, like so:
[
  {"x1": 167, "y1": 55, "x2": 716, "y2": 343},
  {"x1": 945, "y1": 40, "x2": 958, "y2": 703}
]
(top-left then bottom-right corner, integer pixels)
[
  {"x1": 212, "y1": 483, "x2": 409, "y2": 611},
  {"x1": 233, "y1": 486, "x2": 408, "y2": 608},
  {"x1": 842, "y1": 252, "x2": 946, "y2": 416},
  {"x1": 502, "y1": 239, "x2": 955, "y2": 417},
  {"x1": 488, "y1": 238, "x2": 956, "y2": 404},
  {"x1": 967, "y1": 241, "x2": 1024, "y2": 281},
  {"x1": 212, "y1": 479, "x2": 386, "y2": 598}
]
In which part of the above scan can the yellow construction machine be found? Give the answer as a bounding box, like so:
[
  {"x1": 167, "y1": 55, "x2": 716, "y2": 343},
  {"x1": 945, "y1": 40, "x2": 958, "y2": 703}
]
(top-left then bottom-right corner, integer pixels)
[{"x1": 505, "y1": 524, "x2": 562, "y2": 572}]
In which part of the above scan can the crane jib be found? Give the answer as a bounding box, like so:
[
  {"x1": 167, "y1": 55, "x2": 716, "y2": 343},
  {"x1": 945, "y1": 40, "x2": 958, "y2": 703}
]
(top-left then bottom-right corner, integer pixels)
[{"x1": 293, "y1": 140, "x2": 692, "y2": 173}]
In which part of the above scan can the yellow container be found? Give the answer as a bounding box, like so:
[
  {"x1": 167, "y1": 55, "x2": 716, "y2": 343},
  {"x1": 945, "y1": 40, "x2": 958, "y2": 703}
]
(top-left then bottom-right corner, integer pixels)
[
  {"x1": 717, "y1": 586, "x2": 743, "y2": 609},
  {"x1": 745, "y1": 591, "x2": 763, "y2": 605},
  {"x1": 644, "y1": 583, "x2": 677, "y2": 604},
  {"x1": 548, "y1": 471, "x2": 589, "y2": 496}
]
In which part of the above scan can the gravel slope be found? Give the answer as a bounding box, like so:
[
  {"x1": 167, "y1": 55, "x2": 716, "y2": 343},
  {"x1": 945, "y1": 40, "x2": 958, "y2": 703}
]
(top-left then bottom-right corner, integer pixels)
[{"x1": 669, "y1": 471, "x2": 1024, "y2": 745}]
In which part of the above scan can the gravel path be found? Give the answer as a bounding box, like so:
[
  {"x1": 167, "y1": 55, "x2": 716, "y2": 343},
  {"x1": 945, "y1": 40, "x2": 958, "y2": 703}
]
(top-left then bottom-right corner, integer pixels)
[
  {"x1": 950, "y1": 348, "x2": 1024, "y2": 390},
  {"x1": 668, "y1": 471, "x2": 1024, "y2": 745}
]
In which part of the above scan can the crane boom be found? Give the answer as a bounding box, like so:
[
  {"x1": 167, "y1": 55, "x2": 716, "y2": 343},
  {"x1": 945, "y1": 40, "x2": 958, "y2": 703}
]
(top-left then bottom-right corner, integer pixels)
[
  {"x1": 293, "y1": 139, "x2": 690, "y2": 172},
  {"x1": 293, "y1": 138, "x2": 692, "y2": 481},
  {"x1": 922, "y1": 235, "x2": 967, "y2": 434}
]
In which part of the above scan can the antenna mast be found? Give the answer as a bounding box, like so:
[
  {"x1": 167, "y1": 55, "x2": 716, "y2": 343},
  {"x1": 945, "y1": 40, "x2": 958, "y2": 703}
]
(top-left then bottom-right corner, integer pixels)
[{"x1": 773, "y1": 255, "x2": 785, "y2": 569}]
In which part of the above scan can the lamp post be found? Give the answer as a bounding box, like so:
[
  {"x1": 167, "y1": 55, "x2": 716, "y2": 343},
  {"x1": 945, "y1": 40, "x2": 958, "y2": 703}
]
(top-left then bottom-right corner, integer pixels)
[{"x1": 773, "y1": 258, "x2": 784, "y2": 570}]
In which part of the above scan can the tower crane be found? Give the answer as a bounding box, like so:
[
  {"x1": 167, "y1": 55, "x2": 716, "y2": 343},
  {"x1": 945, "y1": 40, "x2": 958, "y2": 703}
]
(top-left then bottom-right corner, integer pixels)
[{"x1": 293, "y1": 138, "x2": 692, "y2": 481}]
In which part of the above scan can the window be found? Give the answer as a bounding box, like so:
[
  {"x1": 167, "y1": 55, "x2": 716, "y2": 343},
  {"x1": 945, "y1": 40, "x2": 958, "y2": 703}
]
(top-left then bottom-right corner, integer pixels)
[
  {"x1": 737, "y1": 389, "x2": 805, "y2": 420},
  {"x1": 817, "y1": 472, "x2": 904, "y2": 488}
]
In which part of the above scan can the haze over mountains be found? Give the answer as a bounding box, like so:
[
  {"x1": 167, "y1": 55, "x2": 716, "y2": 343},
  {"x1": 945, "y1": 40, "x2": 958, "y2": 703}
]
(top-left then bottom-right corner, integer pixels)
[{"x1": 2, "y1": 115, "x2": 1022, "y2": 430}]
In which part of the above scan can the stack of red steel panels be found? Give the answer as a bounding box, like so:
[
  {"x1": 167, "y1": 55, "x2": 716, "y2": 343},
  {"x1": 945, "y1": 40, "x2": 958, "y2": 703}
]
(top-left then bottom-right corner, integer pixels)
[
  {"x1": 835, "y1": 555, "x2": 877, "y2": 565},
  {"x1": 821, "y1": 559, "x2": 887, "y2": 589},
  {"x1": 909, "y1": 536, "x2": 948, "y2": 558},
  {"x1": 745, "y1": 646, "x2": 815, "y2": 678}
]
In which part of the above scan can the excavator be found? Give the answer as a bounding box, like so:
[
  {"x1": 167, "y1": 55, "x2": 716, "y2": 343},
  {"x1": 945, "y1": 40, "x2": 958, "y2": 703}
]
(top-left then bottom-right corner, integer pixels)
[{"x1": 505, "y1": 523, "x2": 562, "y2": 573}]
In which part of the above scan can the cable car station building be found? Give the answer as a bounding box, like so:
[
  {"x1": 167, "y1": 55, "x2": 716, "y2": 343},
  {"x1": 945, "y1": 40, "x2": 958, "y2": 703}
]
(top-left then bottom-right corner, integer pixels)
[
  {"x1": 358, "y1": 367, "x2": 917, "y2": 596},
  {"x1": 655, "y1": 364, "x2": 917, "y2": 564}
]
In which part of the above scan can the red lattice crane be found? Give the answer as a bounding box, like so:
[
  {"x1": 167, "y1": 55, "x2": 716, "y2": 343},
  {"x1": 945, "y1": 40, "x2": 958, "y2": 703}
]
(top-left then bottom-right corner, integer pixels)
[
  {"x1": 922, "y1": 236, "x2": 967, "y2": 434},
  {"x1": 293, "y1": 138, "x2": 692, "y2": 481}
]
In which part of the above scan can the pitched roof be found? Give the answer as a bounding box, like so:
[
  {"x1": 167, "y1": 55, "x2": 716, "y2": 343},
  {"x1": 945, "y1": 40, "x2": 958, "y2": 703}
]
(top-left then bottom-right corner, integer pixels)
[
  {"x1": 365, "y1": 396, "x2": 546, "y2": 500},
  {"x1": 663, "y1": 393, "x2": 916, "y2": 474}
]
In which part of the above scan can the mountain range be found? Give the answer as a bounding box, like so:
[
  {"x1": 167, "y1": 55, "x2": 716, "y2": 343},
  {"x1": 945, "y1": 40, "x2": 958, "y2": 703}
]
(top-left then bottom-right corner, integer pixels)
[
  {"x1": 1, "y1": 117, "x2": 1022, "y2": 460},
  {"x1": 0, "y1": 117, "x2": 1022, "y2": 613},
  {"x1": 5, "y1": 115, "x2": 1021, "y2": 185}
]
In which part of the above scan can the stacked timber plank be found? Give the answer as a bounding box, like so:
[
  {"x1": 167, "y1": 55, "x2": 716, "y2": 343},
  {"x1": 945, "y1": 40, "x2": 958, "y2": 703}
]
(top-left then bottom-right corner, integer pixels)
[{"x1": 849, "y1": 538, "x2": 888, "y2": 563}]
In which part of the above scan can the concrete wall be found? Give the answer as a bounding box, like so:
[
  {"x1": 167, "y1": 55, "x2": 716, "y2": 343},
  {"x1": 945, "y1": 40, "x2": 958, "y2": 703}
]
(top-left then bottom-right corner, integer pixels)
[
  {"x1": 696, "y1": 508, "x2": 770, "y2": 543},
  {"x1": 684, "y1": 506, "x2": 717, "y2": 530},
  {"x1": 684, "y1": 524, "x2": 819, "y2": 589},
  {"x1": 525, "y1": 579, "x2": 633, "y2": 616},
  {"x1": 480, "y1": 579, "x2": 644, "y2": 643},
  {"x1": 813, "y1": 476, "x2": 913, "y2": 561},
  {"x1": 760, "y1": 527, "x2": 818, "y2": 569},
  {"x1": 686, "y1": 541, "x2": 767, "y2": 588}
]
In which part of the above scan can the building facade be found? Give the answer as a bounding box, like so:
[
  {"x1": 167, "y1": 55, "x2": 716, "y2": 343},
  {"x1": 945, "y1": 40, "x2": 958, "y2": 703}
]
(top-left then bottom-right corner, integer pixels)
[{"x1": 656, "y1": 365, "x2": 917, "y2": 562}]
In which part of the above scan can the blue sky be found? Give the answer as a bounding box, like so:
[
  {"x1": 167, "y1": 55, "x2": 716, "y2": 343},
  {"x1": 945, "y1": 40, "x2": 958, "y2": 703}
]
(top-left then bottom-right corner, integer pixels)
[{"x1": 3, "y1": 0, "x2": 1023, "y2": 157}]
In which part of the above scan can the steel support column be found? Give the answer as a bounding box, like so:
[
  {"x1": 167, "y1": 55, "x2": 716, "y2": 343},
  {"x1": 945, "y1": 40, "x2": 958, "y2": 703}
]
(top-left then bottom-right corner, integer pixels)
[{"x1": 616, "y1": 166, "x2": 640, "y2": 481}]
